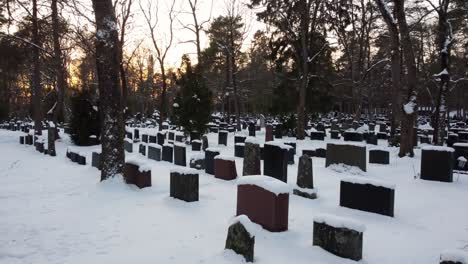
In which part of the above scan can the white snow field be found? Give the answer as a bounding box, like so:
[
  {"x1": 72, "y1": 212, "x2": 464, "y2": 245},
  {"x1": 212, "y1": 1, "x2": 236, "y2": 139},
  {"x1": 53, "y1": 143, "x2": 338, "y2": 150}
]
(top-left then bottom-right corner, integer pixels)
[{"x1": 1, "y1": 128, "x2": 468, "y2": 264}]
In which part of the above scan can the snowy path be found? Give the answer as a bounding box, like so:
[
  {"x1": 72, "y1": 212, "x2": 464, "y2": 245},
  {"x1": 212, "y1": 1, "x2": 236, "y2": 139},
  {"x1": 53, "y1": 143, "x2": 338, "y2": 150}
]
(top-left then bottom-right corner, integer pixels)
[{"x1": 1, "y1": 129, "x2": 468, "y2": 263}]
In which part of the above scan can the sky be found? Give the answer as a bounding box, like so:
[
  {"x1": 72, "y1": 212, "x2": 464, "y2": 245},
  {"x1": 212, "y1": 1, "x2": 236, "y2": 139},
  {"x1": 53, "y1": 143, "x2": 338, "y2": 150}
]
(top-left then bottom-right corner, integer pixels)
[{"x1": 118, "y1": 0, "x2": 266, "y2": 68}]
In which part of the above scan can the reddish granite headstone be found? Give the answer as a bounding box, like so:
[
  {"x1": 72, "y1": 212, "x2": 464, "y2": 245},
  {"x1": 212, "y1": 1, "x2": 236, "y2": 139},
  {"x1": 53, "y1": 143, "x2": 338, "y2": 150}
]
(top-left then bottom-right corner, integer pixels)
[{"x1": 214, "y1": 156, "x2": 237, "y2": 180}]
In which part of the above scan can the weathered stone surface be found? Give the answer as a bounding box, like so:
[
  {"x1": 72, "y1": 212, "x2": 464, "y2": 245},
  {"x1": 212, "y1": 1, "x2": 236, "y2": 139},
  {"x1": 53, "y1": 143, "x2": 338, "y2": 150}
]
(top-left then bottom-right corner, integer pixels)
[
  {"x1": 313, "y1": 221, "x2": 363, "y2": 261},
  {"x1": 326, "y1": 143, "x2": 367, "y2": 172},
  {"x1": 170, "y1": 171, "x2": 198, "y2": 202},
  {"x1": 225, "y1": 220, "x2": 255, "y2": 262},
  {"x1": 243, "y1": 142, "x2": 261, "y2": 176},
  {"x1": 296, "y1": 155, "x2": 313, "y2": 189}
]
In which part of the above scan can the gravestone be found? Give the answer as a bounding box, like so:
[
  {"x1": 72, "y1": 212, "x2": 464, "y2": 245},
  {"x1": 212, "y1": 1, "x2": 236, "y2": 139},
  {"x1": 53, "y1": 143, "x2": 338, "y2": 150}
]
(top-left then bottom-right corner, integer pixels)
[
  {"x1": 191, "y1": 140, "x2": 202, "y2": 151},
  {"x1": 243, "y1": 141, "x2": 261, "y2": 176},
  {"x1": 142, "y1": 134, "x2": 149, "y2": 143},
  {"x1": 302, "y1": 149, "x2": 316, "y2": 157},
  {"x1": 92, "y1": 151, "x2": 101, "y2": 170},
  {"x1": 343, "y1": 131, "x2": 363, "y2": 142},
  {"x1": 139, "y1": 143, "x2": 146, "y2": 156},
  {"x1": 265, "y1": 125, "x2": 273, "y2": 142},
  {"x1": 225, "y1": 216, "x2": 255, "y2": 263},
  {"x1": 310, "y1": 131, "x2": 325, "y2": 141},
  {"x1": 326, "y1": 143, "x2": 367, "y2": 172},
  {"x1": 420, "y1": 146, "x2": 454, "y2": 182},
  {"x1": 19, "y1": 136, "x2": 25, "y2": 144},
  {"x1": 315, "y1": 148, "x2": 327, "y2": 158},
  {"x1": 149, "y1": 135, "x2": 157, "y2": 144},
  {"x1": 313, "y1": 214, "x2": 364, "y2": 261},
  {"x1": 330, "y1": 130, "x2": 340, "y2": 139},
  {"x1": 446, "y1": 133, "x2": 459, "y2": 147},
  {"x1": 170, "y1": 168, "x2": 199, "y2": 202},
  {"x1": 263, "y1": 142, "x2": 289, "y2": 182},
  {"x1": 453, "y1": 143, "x2": 468, "y2": 171},
  {"x1": 202, "y1": 135, "x2": 209, "y2": 151},
  {"x1": 189, "y1": 154, "x2": 205, "y2": 170},
  {"x1": 235, "y1": 143, "x2": 245, "y2": 158},
  {"x1": 237, "y1": 176, "x2": 290, "y2": 232},
  {"x1": 439, "y1": 250, "x2": 468, "y2": 264},
  {"x1": 173, "y1": 143, "x2": 187, "y2": 166},
  {"x1": 248, "y1": 123, "x2": 256, "y2": 137},
  {"x1": 294, "y1": 155, "x2": 316, "y2": 199},
  {"x1": 218, "y1": 130, "x2": 228, "y2": 146},
  {"x1": 124, "y1": 159, "x2": 151, "y2": 189},
  {"x1": 274, "y1": 124, "x2": 282, "y2": 139},
  {"x1": 124, "y1": 138, "x2": 133, "y2": 153},
  {"x1": 205, "y1": 148, "x2": 220, "y2": 175},
  {"x1": 234, "y1": 135, "x2": 246, "y2": 144},
  {"x1": 369, "y1": 149, "x2": 389, "y2": 165},
  {"x1": 284, "y1": 142, "x2": 296, "y2": 165},
  {"x1": 340, "y1": 177, "x2": 395, "y2": 217},
  {"x1": 157, "y1": 132, "x2": 165, "y2": 145},
  {"x1": 162, "y1": 144, "x2": 174, "y2": 163},
  {"x1": 214, "y1": 156, "x2": 237, "y2": 180},
  {"x1": 366, "y1": 134, "x2": 378, "y2": 145},
  {"x1": 148, "y1": 144, "x2": 162, "y2": 161}
]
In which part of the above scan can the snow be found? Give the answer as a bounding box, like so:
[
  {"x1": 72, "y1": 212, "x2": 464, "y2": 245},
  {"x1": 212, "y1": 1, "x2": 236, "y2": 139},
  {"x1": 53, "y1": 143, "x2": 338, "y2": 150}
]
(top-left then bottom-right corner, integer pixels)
[
  {"x1": 314, "y1": 213, "x2": 366, "y2": 233},
  {"x1": 125, "y1": 156, "x2": 152, "y2": 172},
  {"x1": 433, "y1": 69, "x2": 449, "y2": 77},
  {"x1": 264, "y1": 141, "x2": 293, "y2": 150},
  {"x1": 342, "y1": 176, "x2": 396, "y2": 189},
  {"x1": 173, "y1": 142, "x2": 186, "y2": 148},
  {"x1": 190, "y1": 153, "x2": 204, "y2": 160},
  {"x1": 404, "y1": 101, "x2": 416, "y2": 114},
  {"x1": 421, "y1": 146, "x2": 455, "y2": 152},
  {"x1": 235, "y1": 143, "x2": 245, "y2": 146},
  {"x1": 237, "y1": 175, "x2": 291, "y2": 195},
  {"x1": 2, "y1": 128, "x2": 468, "y2": 263},
  {"x1": 228, "y1": 215, "x2": 258, "y2": 238},
  {"x1": 214, "y1": 155, "x2": 236, "y2": 161},
  {"x1": 453, "y1": 143, "x2": 468, "y2": 148},
  {"x1": 170, "y1": 167, "x2": 198, "y2": 175},
  {"x1": 457, "y1": 156, "x2": 467, "y2": 162},
  {"x1": 147, "y1": 143, "x2": 162, "y2": 149},
  {"x1": 206, "y1": 147, "x2": 221, "y2": 152},
  {"x1": 327, "y1": 141, "x2": 365, "y2": 147},
  {"x1": 440, "y1": 249, "x2": 468, "y2": 262}
]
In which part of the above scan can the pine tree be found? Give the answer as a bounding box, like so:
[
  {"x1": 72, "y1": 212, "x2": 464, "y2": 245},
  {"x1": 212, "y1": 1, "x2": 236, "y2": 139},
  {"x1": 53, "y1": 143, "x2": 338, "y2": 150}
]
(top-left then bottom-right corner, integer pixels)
[{"x1": 173, "y1": 55, "x2": 212, "y2": 136}]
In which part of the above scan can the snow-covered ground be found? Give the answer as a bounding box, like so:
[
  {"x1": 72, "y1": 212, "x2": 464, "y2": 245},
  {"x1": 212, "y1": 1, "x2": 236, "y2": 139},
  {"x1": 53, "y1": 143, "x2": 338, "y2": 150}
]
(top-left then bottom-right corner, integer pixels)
[{"x1": 1, "y1": 128, "x2": 468, "y2": 264}]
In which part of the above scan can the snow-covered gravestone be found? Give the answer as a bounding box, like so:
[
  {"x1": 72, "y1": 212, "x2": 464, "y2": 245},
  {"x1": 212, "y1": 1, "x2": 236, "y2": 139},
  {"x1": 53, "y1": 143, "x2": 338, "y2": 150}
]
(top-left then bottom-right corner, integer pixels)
[
  {"x1": 313, "y1": 214, "x2": 365, "y2": 261},
  {"x1": 453, "y1": 143, "x2": 468, "y2": 171},
  {"x1": 236, "y1": 175, "x2": 290, "y2": 232},
  {"x1": 149, "y1": 134, "x2": 157, "y2": 144},
  {"x1": 420, "y1": 146, "x2": 454, "y2": 182},
  {"x1": 343, "y1": 130, "x2": 363, "y2": 142},
  {"x1": 284, "y1": 142, "x2": 296, "y2": 165},
  {"x1": 248, "y1": 122, "x2": 256, "y2": 137},
  {"x1": 310, "y1": 131, "x2": 325, "y2": 141},
  {"x1": 214, "y1": 155, "x2": 237, "y2": 181},
  {"x1": 19, "y1": 135, "x2": 25, "y2": 144},
  {"x1": 440, "y1": 249, "x2": 468, "y2": 264},
  {"x1": 173, "y1": 142, "x2": 187, "y2": 167},
  {"x1": 369, "y1": 149, "x2": 390, "y2": 165},
  {"x1": 170, "y1": 168, "x2": 198, "y2": 202},
  {"x1": 218, "y1": 130, "x2": 228, "y2": 146},
  {"x1": 294, "y1": 155, "x2": 317, "y2": 199},
  {"x1": 142, "y1": 134, "x2": 148, "y2": 143},
  {"x1": 162, "y1": 143, "x2": 173, "y2": 163},
  {"x1": 124, "y1": 138, "x2": 133, "y2": 153},
  {"x1": 234, "y1": 135, "x2": 246, "y2": 144},
  {"x1": 243, "y1": 139, "x2": 261, "y2": 176},
  {"x1": 263, "y1": 142, "x2": 289, "y2": 183},
  {"x1": 191, "y1": 139, "x2": 202, "y2": 151},
  {"x1": 205, "y1": 148, "x2": 220, "y2": 175},
  {"x1": 340, "y1": 177, "x2": 395, "y2": 217},
  {"x1": 133, "y1": 128, "x2": 140, "y2": 141},
  {"x1": 225, "y1": 215, "x2": 255, "y2": 262},
  {"x1": 147, "y1": 143, "x2": 161, "y2": 161},
  {"x1": 189, "y1": 153, "x2": 205, "y2": 170},
  {"x1": 326, "y1": 143, "x2": 367, "y2": 172},
  {"x1": 124, "y1": 157, "x2": 152, "y2": 189}
]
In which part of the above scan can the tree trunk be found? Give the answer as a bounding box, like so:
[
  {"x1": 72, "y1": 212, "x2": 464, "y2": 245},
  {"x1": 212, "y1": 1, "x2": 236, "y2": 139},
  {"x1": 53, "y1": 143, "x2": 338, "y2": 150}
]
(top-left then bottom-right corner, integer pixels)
[
  {"x1": 296, "y1": 0, "x2": 309, "y2": 140},
  {"x1": 374, "y1": 0, "x2": 401, "y2": 137},
  {"x1": 51, "y1": 0, "x2": 68, "y2": 125},
  {"x1": 432, "y1": 1, "x2": 451, "y2": 145},
  {"x1": 32, "y1": 0, "x2": 42, "y2": 136},
  {"x1": 92, "y1": 0, "x2": 125, "y2": 180},
  {"x1": 159, "y1": 65, "x2": 167, "y2": 126},
  {"x1": 395, "y1": 0, "x2": 417, "y2": 157}
]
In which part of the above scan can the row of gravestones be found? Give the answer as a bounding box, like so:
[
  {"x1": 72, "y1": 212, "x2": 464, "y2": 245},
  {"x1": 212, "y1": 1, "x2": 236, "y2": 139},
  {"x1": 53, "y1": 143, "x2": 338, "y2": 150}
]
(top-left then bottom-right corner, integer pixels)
[{"x1": 18, "y1": 129, "x2": 57, "y2": 157}]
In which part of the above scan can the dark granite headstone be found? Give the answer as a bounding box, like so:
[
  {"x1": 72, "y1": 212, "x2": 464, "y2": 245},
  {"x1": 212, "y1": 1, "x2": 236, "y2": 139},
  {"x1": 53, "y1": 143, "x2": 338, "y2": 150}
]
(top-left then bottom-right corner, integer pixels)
[
  {"x1": 235, "y1": 143, "x2": 245, "y2": 158},
  {"x1": 420, "y1": 147, "x2": 454, "y2": 182},
  {"x1": 263, "y1": 143, "x2": 288, "y2": 182},
  {"x1": 205, "y1": 149, "x2": 220, "y2": 175},
  {"x1": 218, "y1": 130, "x2": 228, "y2": 146},
  {"x1": 170, "y1": 169, "x2": 198, "y2": 202},
  {"x1": 369, "y1": 149, "x2": 389, "y2": 164},
  {"x1": 148, "y1": 144, "x2": 162, "y2": 161},
  {"x1": 326, "y1": 143, "x2": 367, "y2": 172},
  {"x1": 174, "y1": 143, "x2": 187, "y2": 166},
  {"x1": 162, "y1": 144, "x2": 174, "y2": 163},
  {"x1": 243, "y1": 142, "x2": 261, "y2": 176}
]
